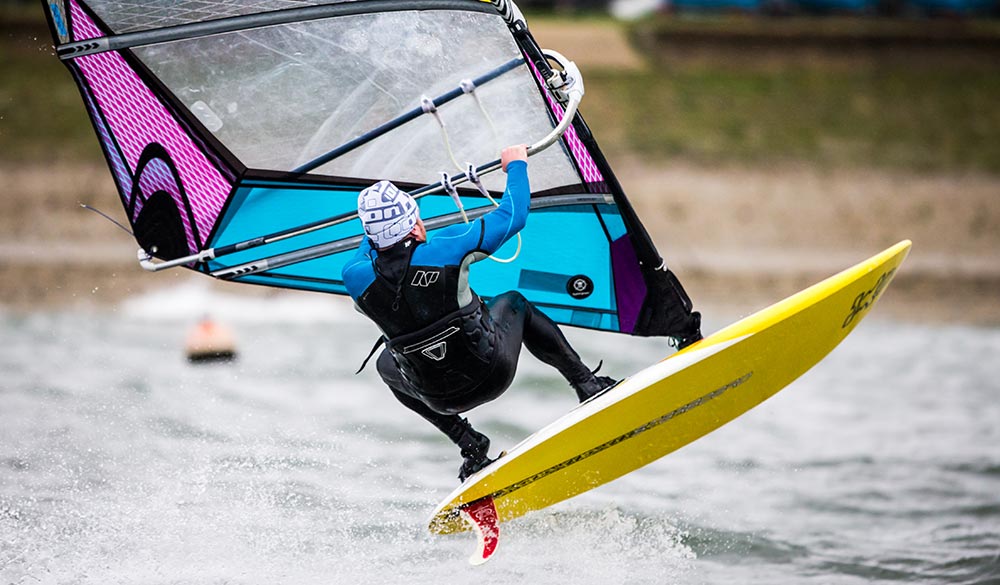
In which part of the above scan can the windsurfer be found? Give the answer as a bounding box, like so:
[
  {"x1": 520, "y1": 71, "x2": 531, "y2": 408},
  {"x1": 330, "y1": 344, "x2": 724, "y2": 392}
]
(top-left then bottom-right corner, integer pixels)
[{"x1": 342, "y1": 145, "x2": 616, "y2": 482}]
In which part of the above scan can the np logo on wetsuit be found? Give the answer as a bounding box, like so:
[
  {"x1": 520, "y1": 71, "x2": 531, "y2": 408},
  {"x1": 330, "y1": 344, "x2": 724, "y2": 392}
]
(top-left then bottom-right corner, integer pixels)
[{"x1": 411, "y1": 270, "x2": 441, "y2": 288}]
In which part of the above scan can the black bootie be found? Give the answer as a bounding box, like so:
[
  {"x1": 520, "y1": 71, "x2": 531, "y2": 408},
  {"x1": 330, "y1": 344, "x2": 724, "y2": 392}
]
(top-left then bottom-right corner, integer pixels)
[
  {"x1": 445, "y1": 418, "x2": 495, "y2": 482},
  {"x1": 570, "y1": 362, "x2": 618, "y2": 402}
]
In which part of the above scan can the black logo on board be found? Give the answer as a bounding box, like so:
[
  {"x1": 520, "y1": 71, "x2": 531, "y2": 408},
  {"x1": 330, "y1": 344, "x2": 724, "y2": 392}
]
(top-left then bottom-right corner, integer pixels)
[{"x1": 843, "y1": 268, "x2": 896, "y2": 328}]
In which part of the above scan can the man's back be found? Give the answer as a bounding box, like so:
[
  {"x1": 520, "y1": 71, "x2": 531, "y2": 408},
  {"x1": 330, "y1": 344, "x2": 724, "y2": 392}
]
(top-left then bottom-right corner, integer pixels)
[{"x1": 341, "y1": 159, "x2": 530, "y2": 311}]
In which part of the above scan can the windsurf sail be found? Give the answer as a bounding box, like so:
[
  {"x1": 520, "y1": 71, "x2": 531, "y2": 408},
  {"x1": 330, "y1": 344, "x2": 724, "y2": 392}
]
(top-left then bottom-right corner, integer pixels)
[{"x1": 42, "y1": 0, "x2": 700, "y2": 340}]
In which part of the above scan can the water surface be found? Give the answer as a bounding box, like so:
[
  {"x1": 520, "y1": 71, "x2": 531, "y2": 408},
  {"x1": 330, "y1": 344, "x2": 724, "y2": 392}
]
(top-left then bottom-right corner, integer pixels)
[{"x1": 1, "y1": 286, "x2": 997, "y2": 584}]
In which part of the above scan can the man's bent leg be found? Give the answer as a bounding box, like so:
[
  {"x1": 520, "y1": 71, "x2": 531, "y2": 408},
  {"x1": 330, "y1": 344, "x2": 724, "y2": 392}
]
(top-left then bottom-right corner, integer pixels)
[
  {"x1": 488, "y1": 291, "x2": 616, "y2": 401},
  {"x1": 375, "y1": 349, "x2": 493, "y2": 481}
]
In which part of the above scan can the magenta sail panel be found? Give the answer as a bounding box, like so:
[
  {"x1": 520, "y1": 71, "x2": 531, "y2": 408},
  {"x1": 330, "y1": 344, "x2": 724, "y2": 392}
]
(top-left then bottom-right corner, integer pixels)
[
  {"x1": 78, "y1": 82, "x2": 132, "y2": 197},
  {"x1": 68, "y1": 0, "x2": 232, "y2": 254},
  {"x1": 527, "y1": 58, "x2": 604, "y2": 187},
  {"x1": 543, "y1": 97, "x2": 603, "y2": 185}
]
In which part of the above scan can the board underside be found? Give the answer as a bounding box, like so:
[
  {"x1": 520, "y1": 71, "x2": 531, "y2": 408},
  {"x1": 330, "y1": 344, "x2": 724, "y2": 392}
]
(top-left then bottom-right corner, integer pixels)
[{"x1": 430, "y1": 240, "x2": 911, "y2": 535}]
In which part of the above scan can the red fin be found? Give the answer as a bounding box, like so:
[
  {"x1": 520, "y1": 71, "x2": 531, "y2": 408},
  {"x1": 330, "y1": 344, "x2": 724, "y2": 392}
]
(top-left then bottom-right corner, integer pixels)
[{"x1": 459, "y1": 496, "x2": 499, "y2": 565}]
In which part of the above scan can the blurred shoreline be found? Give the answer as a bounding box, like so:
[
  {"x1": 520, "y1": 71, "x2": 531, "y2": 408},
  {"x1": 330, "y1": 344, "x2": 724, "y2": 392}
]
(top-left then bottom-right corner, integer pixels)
[
  {"x1": 3, "y1": 16, "x2": 997, "y2": 324},
  {"x1": 2, "y1": 160, "x2": 996, "y2": 325}
]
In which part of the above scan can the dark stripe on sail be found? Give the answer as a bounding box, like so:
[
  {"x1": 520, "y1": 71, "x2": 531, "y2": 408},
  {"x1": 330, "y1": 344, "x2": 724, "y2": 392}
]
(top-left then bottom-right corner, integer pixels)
[
  {"x1": 210, "y1": 195, "x2": 610, "y2": 279},
  {"x1": 293, "y1": 57, "x2": 525, "y2": 175},
  {"x1": 57, "y1": 0, "x2": 497, "y2": 60}
]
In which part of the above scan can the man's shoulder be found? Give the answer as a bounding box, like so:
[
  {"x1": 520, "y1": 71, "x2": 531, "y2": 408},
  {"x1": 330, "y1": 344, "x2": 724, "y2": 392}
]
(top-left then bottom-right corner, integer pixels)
[
  {"x1": 341, "y1": 247, "x2": 375, "y2": 297},
  {"x1": 342, "y1": 245, "x2": 371, "y2": 271},
  {"x1": 418, "y1": 221, "x2": 483, "y2": 261}
]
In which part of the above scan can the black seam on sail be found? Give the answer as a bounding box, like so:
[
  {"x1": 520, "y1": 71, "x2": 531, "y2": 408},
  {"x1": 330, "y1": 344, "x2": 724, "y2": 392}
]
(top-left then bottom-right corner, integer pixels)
[
  {"x1": 240, "y1": 174, "x2": 378, "y2": 191},
  {"x1": 243, "y1": 173, "x2": 384, "y2": 193},
  {"x1": 122, "y1": 47, "x2": 248, "y2": 252},
  {"x1": 56, "y1": 0, "x2": 498, "y2": 60},
  {"x1": 592, "y1": 204, "x2": 614, "y2": 244},
  {"x1": 69, "y1": 65, "x2": 136, "y2": 206},
  {"x1": 507, "y1": 19, "x2": 700, "y2": 340},
  {"x1": 129, "y1": 144, "x2": 203, "y2": 260},
  {"x1": 56, "y1": 0, "x2": 245, "y2": 261}
]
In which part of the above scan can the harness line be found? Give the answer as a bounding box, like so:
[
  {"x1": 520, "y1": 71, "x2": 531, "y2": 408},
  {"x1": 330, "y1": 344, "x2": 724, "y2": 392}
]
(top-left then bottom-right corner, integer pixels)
[{"x1": 422, "y1": 87, "x2": 523, "y2": 264}]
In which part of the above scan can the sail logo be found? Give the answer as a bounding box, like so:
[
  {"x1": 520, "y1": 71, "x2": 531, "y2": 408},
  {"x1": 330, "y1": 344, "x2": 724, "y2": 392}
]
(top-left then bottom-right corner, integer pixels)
[
  {"x1": 411, "y1": 270, "x2": 440, "y2": 288},
  {"x1": 566, "y1": 274, "x2": 594, "y2": 299}
]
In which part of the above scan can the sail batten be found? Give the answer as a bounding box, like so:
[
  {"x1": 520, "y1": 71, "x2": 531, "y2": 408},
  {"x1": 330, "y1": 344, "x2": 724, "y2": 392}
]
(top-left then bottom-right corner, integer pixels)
[
  {"x1": 294, "y1": 56, "x2": 526, "y2": 175},
  {"x1": 59, "y1": 0, "x2": 498, "y2": 59}
]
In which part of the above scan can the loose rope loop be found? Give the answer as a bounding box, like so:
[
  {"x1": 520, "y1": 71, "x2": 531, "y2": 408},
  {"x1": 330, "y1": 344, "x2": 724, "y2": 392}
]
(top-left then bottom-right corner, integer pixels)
[
  {"x1": 461, "y1": 78, "x2": 501, "y2": 154},
  {"x1": 440, "y1": 171, "x2": 469, "y2": 225},
  {"x1": 466, "y1": 163, "x2": 521, "y2": 264},
  {"x1": 425, "y1": 91, "x2": 522, "y2": 264}
]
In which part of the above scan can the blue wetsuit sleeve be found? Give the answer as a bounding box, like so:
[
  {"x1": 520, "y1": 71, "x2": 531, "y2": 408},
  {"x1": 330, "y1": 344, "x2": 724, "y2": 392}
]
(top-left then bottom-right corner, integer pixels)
[
  {"x1": 477, "y1": 159, "x2": 530, "y2": 255},
  {"x1": 341, "y1": 238, "x2": 375, "y2": 301},
  {"x1": 417, "y1": 160, "x2": 530, "y2": 263}
]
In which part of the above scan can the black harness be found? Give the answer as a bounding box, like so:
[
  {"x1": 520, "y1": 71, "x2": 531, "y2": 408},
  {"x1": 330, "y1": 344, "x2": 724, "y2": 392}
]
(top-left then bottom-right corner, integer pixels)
[{"x1": 355, "y1": 239, "x2": 497, "y2": 396}]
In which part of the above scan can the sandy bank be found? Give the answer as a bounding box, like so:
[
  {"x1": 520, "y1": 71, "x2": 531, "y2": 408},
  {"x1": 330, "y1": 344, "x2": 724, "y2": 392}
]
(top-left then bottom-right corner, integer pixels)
[{"x1": 2, "y1": 160, "x2": 996, "y2": 325}]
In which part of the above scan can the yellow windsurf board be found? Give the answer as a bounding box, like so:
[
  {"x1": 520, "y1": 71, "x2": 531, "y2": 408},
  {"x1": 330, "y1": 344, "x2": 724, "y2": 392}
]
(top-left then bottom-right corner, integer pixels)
[{"x1": 430, "y1": 241, "x2": 911, "y2": 562}]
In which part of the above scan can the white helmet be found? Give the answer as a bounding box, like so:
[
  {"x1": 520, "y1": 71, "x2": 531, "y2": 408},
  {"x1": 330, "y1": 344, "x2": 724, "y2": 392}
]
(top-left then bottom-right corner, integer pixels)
[{"x1": 357, "y1": 180, "x2": 418, "y2": 249}]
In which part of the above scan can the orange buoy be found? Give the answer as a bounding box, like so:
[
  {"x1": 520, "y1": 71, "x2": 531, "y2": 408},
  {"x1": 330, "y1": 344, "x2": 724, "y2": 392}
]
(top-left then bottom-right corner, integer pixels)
[{"x1": 185, "y1": 316, "x2": 237, "y2": 363}]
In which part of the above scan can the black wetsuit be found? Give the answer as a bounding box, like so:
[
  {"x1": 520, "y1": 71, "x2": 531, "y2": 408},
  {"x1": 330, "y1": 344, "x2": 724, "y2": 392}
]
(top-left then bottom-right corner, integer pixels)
[{"x1": 342, "y1": 163, "x2": 603, "y2": 478}]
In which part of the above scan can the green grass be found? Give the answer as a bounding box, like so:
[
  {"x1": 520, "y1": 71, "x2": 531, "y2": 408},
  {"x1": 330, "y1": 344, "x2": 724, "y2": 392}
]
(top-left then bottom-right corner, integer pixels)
[
  {"x1": 583, "y1": 65, "x2": 1000, "y2": 173},
  {"x1": 1, "y1": 20, "x2": 103, "y2": 163},
  {"x1": 3, "y1": 11, "x2": 999, "y2": 174}
]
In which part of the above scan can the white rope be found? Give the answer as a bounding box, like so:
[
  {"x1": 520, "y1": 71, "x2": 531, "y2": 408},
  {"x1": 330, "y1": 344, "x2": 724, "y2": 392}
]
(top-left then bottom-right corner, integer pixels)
[
  {"x1": 440, "y1": 171, "x2": 469, "y2": 225},
  {"x1": 422, "y1": 95, "x2": 465, "y2": 174},
  {"x1": 466, "y1": 163, "x2": 521, "y2": 264},
  {"x1": 424, "y1": 94, "x2": 521, "y2": 264},
  {"x1": 461, "y1": 78, "x2": 501, "y2": 155}
]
